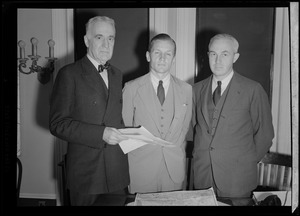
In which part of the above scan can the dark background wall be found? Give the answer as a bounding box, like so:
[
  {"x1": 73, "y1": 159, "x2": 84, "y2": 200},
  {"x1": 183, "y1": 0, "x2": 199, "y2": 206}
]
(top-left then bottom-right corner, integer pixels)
[
  {"x1": 74, "y1": 8, "x2": 149, "y2": 85},
  {"x1": 74, "y1": 8, "x2": 274, "y2": 98},
  {"x1": 195, "y1": 8, "x2": 274, "y2": 99}
]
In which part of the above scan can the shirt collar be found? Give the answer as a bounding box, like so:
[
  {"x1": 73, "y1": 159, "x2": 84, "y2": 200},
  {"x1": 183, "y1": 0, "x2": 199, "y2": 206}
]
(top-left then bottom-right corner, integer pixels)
[
  {"x1": 87, "y1": 54, "x2": 101, "y2": 71},
  {"x1": 213, "y1": 70, "x2": 234, "y2": 87},
  {"x1": 150, "y1": 72, "x2": 170, "y2": 86}
]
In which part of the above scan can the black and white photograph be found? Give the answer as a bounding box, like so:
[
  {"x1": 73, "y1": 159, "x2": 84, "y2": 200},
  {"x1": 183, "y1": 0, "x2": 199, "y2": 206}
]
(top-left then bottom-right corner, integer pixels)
[{"x1": 2, "y1": 1, "x2": 298, "y2": 216}]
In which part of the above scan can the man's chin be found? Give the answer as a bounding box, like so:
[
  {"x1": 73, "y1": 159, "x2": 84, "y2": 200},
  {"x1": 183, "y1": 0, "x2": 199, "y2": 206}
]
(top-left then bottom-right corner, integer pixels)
[
  {"x1": 99, "y1": 57, "x2": 111, "y2": 64},
  {"x1": 213, "y1": 68, "x2": 225, "y2": 74}
]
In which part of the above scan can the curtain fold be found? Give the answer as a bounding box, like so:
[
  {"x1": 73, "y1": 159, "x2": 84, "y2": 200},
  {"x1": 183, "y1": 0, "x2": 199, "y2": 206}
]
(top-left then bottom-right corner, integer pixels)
[{"x1": 270, "y1": 8, "x2": 291, "y2": 155}]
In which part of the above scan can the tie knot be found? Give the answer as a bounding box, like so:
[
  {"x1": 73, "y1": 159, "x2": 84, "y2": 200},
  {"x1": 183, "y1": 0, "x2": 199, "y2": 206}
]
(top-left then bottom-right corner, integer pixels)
[
  {"x1": 98, "y1": 62, "x2": 110, "y2": 72},
  {"x1": 217, "y1": 81, "x2": 222, "y2": 87},
  {"x1": 159, "y1": 80, "x2": 163, "y2": 85}
]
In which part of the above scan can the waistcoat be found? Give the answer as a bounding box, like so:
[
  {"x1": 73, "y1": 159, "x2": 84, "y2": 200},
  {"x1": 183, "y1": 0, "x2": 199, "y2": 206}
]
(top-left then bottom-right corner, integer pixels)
[
  {"x1": 154, "y1": 82, "x2": 175, "y2": 140},
  {"x1": 207, "y1": 80, "x2": 232, "y2": 137}
]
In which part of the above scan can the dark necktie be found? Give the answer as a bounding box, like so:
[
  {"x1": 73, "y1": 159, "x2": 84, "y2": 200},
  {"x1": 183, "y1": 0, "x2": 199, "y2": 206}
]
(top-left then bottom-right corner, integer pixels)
[
  {"x1": 213, "y1": 81, "x2": 222, "y2": 106},
  {"x1": 98, "y1": 62, "x2": 110, "y2": 73},
  {"x1": 157, "y1": 80, "x2": 165, "y2": 105}
]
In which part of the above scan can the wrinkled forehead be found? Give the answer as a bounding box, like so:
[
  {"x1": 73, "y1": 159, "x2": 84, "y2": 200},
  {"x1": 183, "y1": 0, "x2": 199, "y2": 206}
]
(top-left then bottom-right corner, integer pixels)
[
  {"x1": 151, "y1": 39, "x2": 175, "y2": 52},
  {"x1": 87, "y1": 21, "x2": 115, "y2": 36},
  {"x1": 209, "y1": 38, "x2": 235, "y2": 53}
]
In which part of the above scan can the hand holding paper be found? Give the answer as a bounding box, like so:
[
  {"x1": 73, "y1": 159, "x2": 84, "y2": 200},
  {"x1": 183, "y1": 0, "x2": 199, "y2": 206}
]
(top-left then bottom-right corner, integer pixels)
[
  {"x1": 103, "y1": 127, "x2": 128, "y2": 145},
  {"x1": 118, "y1": 126, "x2": 174, "y2": 154}
]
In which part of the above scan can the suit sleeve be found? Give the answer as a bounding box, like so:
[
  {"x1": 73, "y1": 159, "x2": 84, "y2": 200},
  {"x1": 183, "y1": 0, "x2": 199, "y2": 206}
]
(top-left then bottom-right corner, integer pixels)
[
  {"x1": 122, "y1": 82, "x2": 135, "y2": 127},
  {"x1": 49, "y1": 67, "x2": 106, "y2": 149},
  {"x1": 250, "y1": 83, "x2": 274, "y2": 161}
]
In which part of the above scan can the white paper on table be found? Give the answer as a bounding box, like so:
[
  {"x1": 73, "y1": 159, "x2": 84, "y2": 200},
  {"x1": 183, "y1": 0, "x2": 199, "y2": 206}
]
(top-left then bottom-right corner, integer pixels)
[
  {"x1": 118, "y1": 126, "x2": 174, "y2": 154},
  {"x1": 131, "y1": 187, "x2": 218, "y2": 206}
]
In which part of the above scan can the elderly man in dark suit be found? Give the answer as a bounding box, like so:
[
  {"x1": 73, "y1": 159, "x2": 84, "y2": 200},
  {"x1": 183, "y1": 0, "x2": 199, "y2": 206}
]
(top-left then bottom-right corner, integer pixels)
[
  {"x1": 49, "y1": 16, "x2": 129, "y2": 206},
  {"x1": 192, "y1": 33, "x2": 274, "y2": 198}
]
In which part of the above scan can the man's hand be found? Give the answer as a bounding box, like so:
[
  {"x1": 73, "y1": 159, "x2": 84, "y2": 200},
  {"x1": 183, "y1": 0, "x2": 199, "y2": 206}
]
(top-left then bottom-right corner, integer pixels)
[{"x1": 103, "y1": 127, "x2": 127, "y2": 145}]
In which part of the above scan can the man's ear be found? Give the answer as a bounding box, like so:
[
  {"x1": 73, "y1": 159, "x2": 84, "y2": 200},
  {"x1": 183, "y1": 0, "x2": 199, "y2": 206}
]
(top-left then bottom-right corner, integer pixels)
[
  {"x1": 84, "y1": 35, "x2": 89, "y2": 48},
  {"x1": 171, "y1": 57, "x2": 176, "y2": 65},
  {"x1": 233, "y1": 52, "x2": 240, "y2": 63},
  {"x1": 146, "y1": 51, "x2": 150, "y2": 62}
]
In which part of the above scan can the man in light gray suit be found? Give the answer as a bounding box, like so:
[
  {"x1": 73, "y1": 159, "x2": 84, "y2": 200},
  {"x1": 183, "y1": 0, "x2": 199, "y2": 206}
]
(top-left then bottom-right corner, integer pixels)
[
  {"x1": 122, "y1": 34, "x2": 192, "y2": 193},
  {"x1": 192, "y1": 33, "x2": 274, "y2": 198}
]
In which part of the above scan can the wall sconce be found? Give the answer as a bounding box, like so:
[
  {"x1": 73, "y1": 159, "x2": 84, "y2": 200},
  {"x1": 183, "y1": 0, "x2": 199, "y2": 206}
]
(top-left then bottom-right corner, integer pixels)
[{"x1": 17, "y1": 37, "x2": 57, "y2": 84}]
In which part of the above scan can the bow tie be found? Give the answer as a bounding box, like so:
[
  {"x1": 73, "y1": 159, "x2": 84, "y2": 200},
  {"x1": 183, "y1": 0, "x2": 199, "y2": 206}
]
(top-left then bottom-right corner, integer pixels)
[{"x1": 98, "y1": 62, "x2": 110, "y2": 72}]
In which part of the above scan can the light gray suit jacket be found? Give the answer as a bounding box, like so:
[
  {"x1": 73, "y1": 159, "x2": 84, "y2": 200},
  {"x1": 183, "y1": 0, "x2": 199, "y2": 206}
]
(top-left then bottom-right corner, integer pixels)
[{"x1": 122, "y1": 73, "x2": 192, "y2": 190}]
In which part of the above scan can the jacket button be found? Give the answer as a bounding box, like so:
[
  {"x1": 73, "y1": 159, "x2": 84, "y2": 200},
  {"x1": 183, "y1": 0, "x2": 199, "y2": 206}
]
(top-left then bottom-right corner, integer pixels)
[{"x1": 210, "y1": 147, "x2": 214, "y2": 151}]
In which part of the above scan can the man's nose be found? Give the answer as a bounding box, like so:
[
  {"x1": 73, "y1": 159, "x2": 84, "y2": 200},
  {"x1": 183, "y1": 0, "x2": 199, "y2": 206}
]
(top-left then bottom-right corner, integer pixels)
[
  {"x1": 102, "y1": 39, "x2": 109, "y2": 48},
  {"x1": 159, "y1": 54, "x2": 166, "y2": 61},
  {"x1": 215, "y1": 55, "x2": 221, "y2": 63}
]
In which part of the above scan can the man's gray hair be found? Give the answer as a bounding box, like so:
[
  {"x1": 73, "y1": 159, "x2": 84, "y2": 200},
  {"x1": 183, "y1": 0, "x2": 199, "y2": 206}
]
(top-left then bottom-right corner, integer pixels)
[
  {"x1": 209, "y1": 33, "x2": 239, "y2": 53},
  {"x1": 85, "y1": 16, "x2": 115, "y2": 35}
]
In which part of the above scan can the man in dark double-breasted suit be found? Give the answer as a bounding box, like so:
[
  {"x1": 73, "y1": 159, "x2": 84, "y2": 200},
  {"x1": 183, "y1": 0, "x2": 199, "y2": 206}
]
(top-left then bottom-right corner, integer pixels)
[
  {"x1": 50, "y1": 16, "x2": 129, "y2": 206},
  {"x1": 192, "y1": 34, "x2": 274, "y2": 198}
]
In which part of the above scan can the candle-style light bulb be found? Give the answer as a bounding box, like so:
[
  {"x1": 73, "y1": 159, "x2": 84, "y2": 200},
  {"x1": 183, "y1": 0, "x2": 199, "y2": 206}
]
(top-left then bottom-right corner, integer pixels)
[
  {"x1": 31, "y1": 37, "x2": 38, "y2": 56},
  {"x1": 18, "y1": 40, "x2": 26, "y2": 59},
  {"x1": 48, "y1": 39, "x2": 55, "y2": 58}
]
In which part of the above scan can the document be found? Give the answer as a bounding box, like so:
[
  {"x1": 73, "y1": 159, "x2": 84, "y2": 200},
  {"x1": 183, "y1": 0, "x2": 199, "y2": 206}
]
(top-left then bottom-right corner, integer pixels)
[
  {"x1": 119, "y1": 126, "x2": 174, "y2": 154},
  {"x1": 129, "y1": 187, "x2": 218, "y2": 206}
]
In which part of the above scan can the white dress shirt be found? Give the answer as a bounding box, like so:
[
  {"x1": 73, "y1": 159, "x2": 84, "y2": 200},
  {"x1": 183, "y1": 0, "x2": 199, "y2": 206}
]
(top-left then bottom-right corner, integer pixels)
[
  {"x1": 212, "y1": 70, "x2": 234, "y2": 96},
  {"x1": 150, "y1": 72, "x2": 171, "y2": 97}
]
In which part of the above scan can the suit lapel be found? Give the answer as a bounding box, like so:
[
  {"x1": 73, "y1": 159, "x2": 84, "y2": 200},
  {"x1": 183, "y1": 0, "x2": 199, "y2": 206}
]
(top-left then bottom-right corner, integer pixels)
[
  {"x1": 103, "y1": 67, "x2": 118, "y2": 122},
  {"x1": 201, "y1": 76, "x2": 213, "y2": 128},
  {"x1": 167, "y1": 76, "x2": 186, "y2": 140},
  {"x1": 81, "y1": 56, "x2": 108, "y2": 99},
  {"x1": 221, "y1": 72, "x2": 242, "y2": 114},
  {"x1": 137, "y1": 74, "x2": 161, "y2": 131}
]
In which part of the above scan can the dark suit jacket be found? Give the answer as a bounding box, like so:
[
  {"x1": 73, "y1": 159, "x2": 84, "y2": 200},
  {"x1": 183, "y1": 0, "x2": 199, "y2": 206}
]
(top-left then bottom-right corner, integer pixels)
[
  {"x1": 49, "y1": 56, "x2": 129, "y2": 194},
  {"x1": 192, "y1": 72, "x2": 274, "y2": 196}
]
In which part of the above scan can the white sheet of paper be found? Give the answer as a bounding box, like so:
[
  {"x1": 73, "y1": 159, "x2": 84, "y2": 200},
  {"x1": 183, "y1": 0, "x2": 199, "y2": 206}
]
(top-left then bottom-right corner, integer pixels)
[
  {"x1": 131, "y1": 187, "x2": 218, "y2": 206},
  {"x1": 118, "y1": 126, "x2": 174, "y2": 154},
  {"x1": 118, "y1": 139, "x2": 148, "y2": 154}
]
